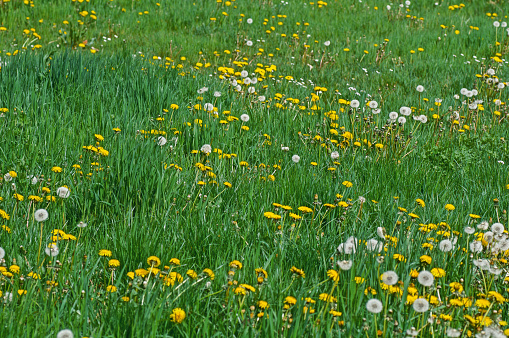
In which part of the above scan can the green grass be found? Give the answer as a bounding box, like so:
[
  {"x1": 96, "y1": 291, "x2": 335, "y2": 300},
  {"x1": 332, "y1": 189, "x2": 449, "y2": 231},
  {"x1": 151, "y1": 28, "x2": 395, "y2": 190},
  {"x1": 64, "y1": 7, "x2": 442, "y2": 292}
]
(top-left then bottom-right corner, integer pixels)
[{"x1": 0, "y1": 0, "x2": 509, "y2": 337}]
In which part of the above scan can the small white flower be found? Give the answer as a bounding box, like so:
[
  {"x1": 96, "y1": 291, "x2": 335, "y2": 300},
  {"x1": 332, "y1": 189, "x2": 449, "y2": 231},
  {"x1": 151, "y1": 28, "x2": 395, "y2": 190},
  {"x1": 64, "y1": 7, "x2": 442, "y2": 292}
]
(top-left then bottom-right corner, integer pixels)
[
  {"x1": 366, "y1": 299, "x2": 383, "y2": 313},
  {"x1": 416, "y1": 85, "x2": 424, "y2": 92},
  {"x1": 57, "y1": 186, "x2": 70, "y2": 198},
  {"x1": 331, "y1": 151, "x2": 339, "y2": 160},
  {"x1": 240, "y1": 114, "x2": 250, "y2": 122},
  {"x1": 292, "y1": 155, "x2": 300, "y2": 163},
  {"x1": 381, "y1": 271, "x2": 398, "y2": 285},
  {"x1": 213, "y1": 91, "x2": 221, "y2": 97},
  {"x1": 412, "y1": 298, "x2": 429, "y2": 312},
  {"x1": 201, "y1": 144, "x2": 212, "y2": 154},
  {"x1": 34, "y1": 209, "x2": 49, "y2": 222}
]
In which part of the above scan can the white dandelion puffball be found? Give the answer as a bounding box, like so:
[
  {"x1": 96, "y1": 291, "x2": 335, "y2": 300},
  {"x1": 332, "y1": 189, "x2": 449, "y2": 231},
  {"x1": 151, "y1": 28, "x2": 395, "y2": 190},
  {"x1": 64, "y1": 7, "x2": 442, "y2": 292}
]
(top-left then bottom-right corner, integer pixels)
[
  {"x1": 389, "y1": 112, "x2": 398, "y2": 120},
  {"x1": 77, "y1": 221, "x2": 88, "y2": 228},
  {"x1": 57, "y1": 329, "x2": 74, "y2": 338},
  {"x1": 197, "y1": 87, "x2": 208, "y2": 94},
  {"x1": 470, "y1": 241, "x2": 483, "y2": 253},
  {"x1": 34, "y1": 209, "x2": 49, "y2": 222},
  {"x1": 439, "y1": 239, "x2": 453, "y2": 252},
  {"x1": 247, "y1": 86, "x2": 256, "y2": 94},
  {"x1": 201, "y1": 144, "x2": 212, "y2": 154},
  {"x1": 491, "y1": 223, "x2": 504, "y2": 234},
  {"x1": 240, "y1": 114, "x2": 250, "y2": 122},
  {"x1": 416, "y1": 85, "x2": 424, "y2": 92},
  {"x1": 460, "y1": 88, "x2": 468, "y2": 95},
  {"x1": 477, "y1": 221, "x2": 489, "y2": 230},
  {"x1": 417, "y1": 270, "x2": 434, "y2": 287},
  {"x1": 337, "y1": 260, "x2": 353, "y2": 271},
  {"x1": 246, "y1": 18, "x2": 253, "y2": 24},
  {"x1": 412, "y1": 298, "x2": 429, "y2": 312},
  {"x1": 331, "y1": 151, "x2": 339, "y2": 160},
  {"x1": 281, "y1": 146, "x2": 289, "y2": 152},
  {"x1": 240, "y1": 70, "x2": 249, "y2": 78},
  {"x1": 372, "y1": 108, "x2": 381, "y2": 114},
  {"x1": 243, "y1": 78, "x2": 251, "y2": 85},
  {"x1": 483, "y1": 231, "x2": 494, "y2": 243},
  {"x1": 350, "y1": 100, "x2": 360, "y2": 108},
  {"x1": 464, "y1": 226, "x2": 475, "y2": 234},
  {"x1": 324, "y1": 40, "x2": 330, "y2": 46},
  {"x1": 366, "y1": 239, "x2": 382, "y2": 252},
  {"x1": 246, "y1": 40, "x2": 253, "y2": 47},
  {"x1": 498, "y1": 83, "x2": 505, "y2": 90},
  {"x1": 292, "y1": 155, "x2": 300, "y2": 163},
  {"x1": 502, "y1": 22, "x2": 507, "y2": 28},
  {"x1": 258, "y1": 95, "x2": 266, "y2": 102},
  {"x1": 213, "y1": 91, "x2": 221, "y2": 97},
  {"x1": 250, "y1": 77, "x2": 258, "y2": 85},
  {"x1": 419, "y1": 115, "x2": 428, "y2": 123},
  {"x1": 369, "y1": 101, "x2": 378, "y2": 109},
  {"x1": 45, "y1": 243, "x2": 59, "y2": 257},
  {"x1": 446, "y1": 328, "x2": 462, "y2": 338},
  {"x1": 376, "y1": 227, "x2": 386, "y2": 239},
  {"x1": 366, "y1": 299, "x2": 383, "y2": 314},
  {"x1": 398, "y1": 117, "x2": 406, "y2": 124},
  {"x1": 28, "y1": 174, "x2": 38, "y2": 185},
  {"x1": 57, "y1": 186, "x2": 70, "y2": 198},
  {"x1": 493, "y1": 21, "x2": 500, "y2": 28},
  {"x1": 203, "y1": 103, "x2": 214, "y2": 111},
  {"x1": 381, "y1": 271, "x2": 398, "y2": 285},
  {"x1": 0, "y1": 247, "x2": 5, "y2": 259},
  {"x1": 3, "y1": 173, "x2": 12, "y2": 182},
  {"x1": 157, "y1": 136, "x2": 167, "y2": 146},
  {"x1": 400, "y1": 106, "x2": 411, "y2": 116}
]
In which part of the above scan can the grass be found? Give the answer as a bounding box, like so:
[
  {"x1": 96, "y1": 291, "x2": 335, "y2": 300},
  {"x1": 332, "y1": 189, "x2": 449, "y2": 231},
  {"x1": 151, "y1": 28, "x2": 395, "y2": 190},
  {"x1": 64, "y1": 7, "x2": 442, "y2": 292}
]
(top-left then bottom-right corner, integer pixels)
[{"x1": 0, "y1": 0, "x2": 509, "y2": 337}]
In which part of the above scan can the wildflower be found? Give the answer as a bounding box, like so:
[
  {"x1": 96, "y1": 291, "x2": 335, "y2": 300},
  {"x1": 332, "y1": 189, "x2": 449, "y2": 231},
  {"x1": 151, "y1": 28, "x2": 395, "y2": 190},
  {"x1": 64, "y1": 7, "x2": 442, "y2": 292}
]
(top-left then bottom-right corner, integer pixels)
[
  {"x1": 257, "y1": 300, "x2": 269, "y2": 309},
  {"x1": 491, "y1": 222, "x2": 504, "y2": 234},
  {"x1": 56, "y1": 186, "x2": 70, "y2": 198},
  {"x1": 366, "y1": 299, "x2": 383, "y2": 313},
  {"x1": 415, "y1": 199, "x2": 425, "y2": 207},
  {"x1": 284, "y1": 296, "x2": 297, "y2": 306},
  {"x1": 350, "y1": 100, "x2": 360, "y2": 108},
  {"x1": 77, "y1": 221, "x2": 88, "y2": 228},
  {"x1": 289, "y1": 213, "x2": 301, "y2": 220},
  {"x1": 170, "y1": 308, "x2": 186, "y2": 323},
  {"x1": 229, "y1": 260, "x2": 243, "y2": 269},
  {"x1": 34, "y1": 209, "x2": 49, "y2": 222},
  {"x1": 342, "y1": 181, "x2": 353, "y2": 188},
  {"x1": 445, "y1": 204, "x2": 455, "y2": 211},
  {"x1": 420, "y1": 255, "x2": 432, "y2": 265},
  {"x1": 417, "y1": 271, "x2": 434, "y2": 287},
  {"x1": 0, "y1": 247, "x2": 5, "y2": 259},
  {"x1": 51, "y1": 166, "x2": 63, "y2": 173},
  {"x1": 45, "y1": 243, "x2": 59, "y2": 256},
  {"x1": 99, "y1": 249, "x2": 112, "y2": 257},
  {"x1": 298, "y1": 206, "x2": 313, "y2": 213},
  {"x1": 240, "y1": 114, "x2": 250, "y2": 122},
  {"x1": 337, "y1": 260, "x2": 353, "y2": 271},
  {"x1": 122, "y1": 296, "x2": 130, "y2": 302},
  {"x1": 381, "y1": 271, "x2": 398, "y2": 285},
  {"x1": 169, "y1": 258, "x2": 181, "y2": 266},
  {"x1": 430, "y1": 268, "x2": 446, "y2": 278},
  {"x1": 292, "y1": 155, "x2": 300, "y2": 163},
  {"x1": 108, "y1": 259, "x2": 120, "y2": 267},
  {"x1": 56, "y1": 330, "x2": 74, "y2": 338},
  {"x1": 416, "y1": 85, "x2": 424, "y2": 93},
  {"x1": 147, "y1": 256, "x2": 161, "y2": 267},
  {"x1": 439, "y1": 239, "x2": 453, "y2": 252},
  {"x1": 203, "y1": 268, "x2": 215, "y2": 280},
  {"x1": 106, "y1": 285, "x2": 117, "y2": 292},
  {"x1": 412, "y1": 298, "x2": 429, "y2": 312},
  {"x1": 201, "y1": 144, "x2": 212, "y2": 154},
  {"x1": 331, "y1": 151, "x2": 339, "y2": 160},
  {"x1": 13, "y1": 193, "x2": 24, "y2": 201},
  {"x1": 186, "y1": 270, "x2": 197, "y2": 279},
  {"x1": 327, "y1": 269, "x2": 340, "y2": 282},
  {"x1": 319, "y1": 294, "x2": 336, "y2": 302},
  {"x1": 290, "y1": 266, "x2": 305, "y2": 278}
]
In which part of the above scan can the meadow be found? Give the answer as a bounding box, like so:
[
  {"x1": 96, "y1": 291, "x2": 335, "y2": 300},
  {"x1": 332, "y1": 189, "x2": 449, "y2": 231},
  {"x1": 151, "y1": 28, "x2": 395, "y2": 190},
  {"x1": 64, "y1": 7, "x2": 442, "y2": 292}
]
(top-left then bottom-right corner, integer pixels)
[{"x1": 0, "y1": 0, "x2": 509, "y2": 337}]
